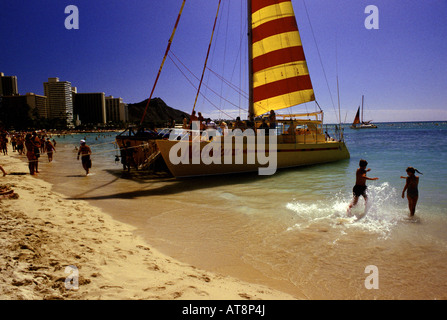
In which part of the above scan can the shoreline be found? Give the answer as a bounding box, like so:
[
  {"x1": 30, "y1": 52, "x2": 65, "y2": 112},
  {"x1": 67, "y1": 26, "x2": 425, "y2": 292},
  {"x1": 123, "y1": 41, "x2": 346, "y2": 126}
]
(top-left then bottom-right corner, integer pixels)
[{"x1": 0, "y1": 154, "x2": 296, "y2": 300}]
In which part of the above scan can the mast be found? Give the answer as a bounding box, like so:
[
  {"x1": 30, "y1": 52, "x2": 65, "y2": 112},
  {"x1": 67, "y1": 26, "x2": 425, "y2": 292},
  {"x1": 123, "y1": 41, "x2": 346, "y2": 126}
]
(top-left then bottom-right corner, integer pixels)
[
  {"x1": 361, "y1": 95, "x2": 364, "y2": 123},
  {"x1": 247, "y1": 0, "x2": 254, "y2": 121}
]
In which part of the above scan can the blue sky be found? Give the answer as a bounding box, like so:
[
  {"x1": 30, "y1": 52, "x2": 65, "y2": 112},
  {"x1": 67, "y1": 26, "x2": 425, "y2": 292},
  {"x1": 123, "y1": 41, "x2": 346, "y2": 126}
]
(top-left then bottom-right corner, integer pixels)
[{"x1": 1, "y1": 0, "x2": 446, "y2": 123}]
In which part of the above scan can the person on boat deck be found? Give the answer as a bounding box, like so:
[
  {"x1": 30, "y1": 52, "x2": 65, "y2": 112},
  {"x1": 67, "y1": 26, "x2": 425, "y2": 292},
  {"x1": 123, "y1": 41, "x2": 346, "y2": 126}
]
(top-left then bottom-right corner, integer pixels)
[
  {"x1": 189, "y1": 110, "x2": 198, "y2": 128},
  {"x1": 182, "y1": 115, "x2": 188, "y2": 129},
  {"x1": 197, "y1": 112, "x2": 206, "y2": 130},
  {"x1": 198, "y1": 112, "x2": 204, "y2": 122},
  {"x1": 401, "y1": 167, "x2": 422, "y2": 217},
  {"x1": 206, "y1": 119, "x2": 217, "y2": 130},
  {"x1": 168, "y1": 116, "x2": 175, "y2": 128},
  {"x1": 287, "y1": 122, "x2": 295, "y2": 135},
  {"x1": 219, "y1": 121, "x2": 229, "y2": 135},
  {"x1": 347, "y1": 159, "x2": 379, "y2": 216},
  {"x1": 234, "y1": 116, "x2": 246, "y2": 131},
  {"x1": 269, "y1": 110, "x2": 276, "y2": 129},
  {"x1": 259, "y1": 118, "x2": 270, "y2": 135}
]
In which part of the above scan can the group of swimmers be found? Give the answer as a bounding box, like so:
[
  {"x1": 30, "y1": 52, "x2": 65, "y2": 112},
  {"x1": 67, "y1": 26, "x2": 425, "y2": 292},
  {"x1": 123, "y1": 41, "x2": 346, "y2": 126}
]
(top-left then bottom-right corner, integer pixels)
[{"x1": 348, "y1": 159, "x2": 421, "y2": 218}]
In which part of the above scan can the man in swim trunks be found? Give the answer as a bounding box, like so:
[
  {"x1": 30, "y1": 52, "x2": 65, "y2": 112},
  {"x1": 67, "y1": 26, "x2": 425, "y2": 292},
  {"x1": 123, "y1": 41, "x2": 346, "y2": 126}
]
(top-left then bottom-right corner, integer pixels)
[
  {"x1": 77, "y1": 140, "x2": 92, "y2": 175},
  {"x1": 347, "y1": 159, "x2": 379, "y2": 216}
]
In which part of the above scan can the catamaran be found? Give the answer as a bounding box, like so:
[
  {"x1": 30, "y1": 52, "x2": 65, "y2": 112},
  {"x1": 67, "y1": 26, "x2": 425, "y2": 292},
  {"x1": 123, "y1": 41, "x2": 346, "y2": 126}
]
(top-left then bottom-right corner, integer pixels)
[
  {"x1": 351, "y1": 95, "x2": 377, "y2": 129},
  {"x1": 116, "y1": 0, "x2": 350, "y2": 178}
]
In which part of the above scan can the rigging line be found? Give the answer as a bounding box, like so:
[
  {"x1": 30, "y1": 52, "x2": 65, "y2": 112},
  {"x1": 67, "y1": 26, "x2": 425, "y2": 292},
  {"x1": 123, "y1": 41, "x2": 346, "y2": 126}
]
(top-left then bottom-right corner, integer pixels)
[
  {"x1": 200, "y1": 0, "x2": 225, "y2": 113},
  {"x1": 192, "y1": 0, "x2": 222, "y2": 113},
  {"x1": 168, "y1": 52, "x2": 246, "y2": 113},
  {"x1": 302, "y1": 0, "x2": 339, "y2": 123},
  {"x1": 167, "y1": 54, "x2": 236, "y2": 120},
  {"x1": 206, "y1": 67, "x2": 248, "y2": 99},
  {"x1": 219, "y1": 0, "x2": 230, "y2": 111},
  {"x1": 140, "y1": 0, "x2": 187, "y2": 125}
]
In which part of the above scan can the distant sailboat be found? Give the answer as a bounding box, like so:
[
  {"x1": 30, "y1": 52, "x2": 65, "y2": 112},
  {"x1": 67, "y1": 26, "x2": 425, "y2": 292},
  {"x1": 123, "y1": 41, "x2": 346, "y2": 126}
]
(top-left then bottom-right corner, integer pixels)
[{"x1": 351, "y1": 95, "x2": 377, "y2": 129}]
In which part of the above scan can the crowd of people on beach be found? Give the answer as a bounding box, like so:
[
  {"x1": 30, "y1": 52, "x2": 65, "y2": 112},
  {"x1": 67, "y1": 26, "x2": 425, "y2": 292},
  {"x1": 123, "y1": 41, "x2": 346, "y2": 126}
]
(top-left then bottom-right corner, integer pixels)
[{"x1": 0, "y1": 131, "x2": 58, "y2": 175}]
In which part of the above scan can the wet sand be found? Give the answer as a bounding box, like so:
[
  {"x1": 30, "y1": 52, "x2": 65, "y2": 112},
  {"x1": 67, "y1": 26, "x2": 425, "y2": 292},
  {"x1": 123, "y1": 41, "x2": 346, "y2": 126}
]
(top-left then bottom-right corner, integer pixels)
[{"x1": 0, "y1": 154, "x2": 295, "y2": 300}]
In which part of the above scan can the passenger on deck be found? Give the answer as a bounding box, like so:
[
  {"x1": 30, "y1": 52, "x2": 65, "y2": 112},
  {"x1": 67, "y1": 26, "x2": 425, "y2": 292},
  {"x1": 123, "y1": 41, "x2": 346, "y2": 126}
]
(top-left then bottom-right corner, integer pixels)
[
  {"x1": 269, "y1": 110, "x2": 276, "y2": 129},
  {"x1": 189, "y1": 110, "x2": 198, "y2": 128},
  {"x1": 287, "y1": 122, "x2": 295, "y2": 135},
  {"x1": 234, "y1": 117, "x2": 246, "y2": 131},
  {"x1": 258, "y1": 118, "x2": 270, "y2": 135}
]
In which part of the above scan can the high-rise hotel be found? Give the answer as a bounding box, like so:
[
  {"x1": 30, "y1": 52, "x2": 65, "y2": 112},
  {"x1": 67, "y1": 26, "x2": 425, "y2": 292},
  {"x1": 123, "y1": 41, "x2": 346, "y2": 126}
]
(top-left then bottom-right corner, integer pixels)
[
  {"x1": 0, "y1": 72, "x2": 18, "y2": 96},
  {"x1": 43, "y1": 77, "x2": 74, "y2": 124}
]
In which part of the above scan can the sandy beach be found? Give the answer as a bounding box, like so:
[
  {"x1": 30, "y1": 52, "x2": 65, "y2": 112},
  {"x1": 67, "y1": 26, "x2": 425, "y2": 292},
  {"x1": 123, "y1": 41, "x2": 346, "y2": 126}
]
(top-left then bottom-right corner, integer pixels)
[{"x1": 0, "y1": 154, "x2": 295, "y2": 300}]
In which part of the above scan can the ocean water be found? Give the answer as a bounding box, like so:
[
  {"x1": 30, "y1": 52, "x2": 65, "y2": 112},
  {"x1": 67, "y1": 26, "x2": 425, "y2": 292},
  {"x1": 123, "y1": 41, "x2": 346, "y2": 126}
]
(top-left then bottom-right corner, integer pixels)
[{"x1": 28, "y1": 122, "x2": 447, "y2": 299}]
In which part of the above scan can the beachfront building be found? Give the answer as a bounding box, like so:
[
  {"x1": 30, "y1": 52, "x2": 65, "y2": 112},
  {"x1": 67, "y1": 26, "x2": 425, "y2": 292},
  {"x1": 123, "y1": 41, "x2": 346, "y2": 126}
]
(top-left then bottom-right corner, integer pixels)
[
  {"x1": 0, "y1": 93, "x2": 47, "y2": 129},
  {"x1": 0, "y1": 72, "x2": 19, "y2": 97},
  {"x1": 25, "y1": 93, "x2": 48, "y2": 118},
  {"x1": 105, "y1": 96, "x2": 128, "y2": 124},
  {"x1": 43, "y1": 77, "x2": 74, "y2": 125},
  {"x1": 73, "y1": 92, "x2": 107, "y2": 126},
  {"x1": 1, "y1": 93, "x2": 47, "y2": 115}
]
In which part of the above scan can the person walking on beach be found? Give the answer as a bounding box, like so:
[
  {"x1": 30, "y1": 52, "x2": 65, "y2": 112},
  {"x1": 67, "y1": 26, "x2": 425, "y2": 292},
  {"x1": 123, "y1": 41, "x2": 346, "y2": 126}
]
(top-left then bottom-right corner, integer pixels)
[
  {"x1": 347, "y1": 159, "x2": 379, "y2": 216},
  {"x1": 1, "y1": 133, "x2": 8, "y2": 155},
  {"x1": 24, "y1": 133, "x2": 37, "y2": 175},
  {"x1": 0, "y1": 164, "x2": 6, "y2": 176},
  {"x1": 401, "y1": 167, "x2": 422, "y2": 217},
  {"x1": 16, "y1": 135, "x2": 24, "y2": 155},
  {"x1": 45, "y1": 138, "x2": 56, "y2": 162},
  {"x1": 77, "y1": 140, "x2": 92, "y2": 175},
  {"x1": 31, "y1": 132, "x2": 41, "y2": 173}
]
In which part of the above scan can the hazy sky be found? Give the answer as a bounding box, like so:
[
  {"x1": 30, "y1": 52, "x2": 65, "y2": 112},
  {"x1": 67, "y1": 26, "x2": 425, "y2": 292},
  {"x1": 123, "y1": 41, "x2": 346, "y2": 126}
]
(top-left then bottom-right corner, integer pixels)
[{"x1": 1, "y1": 0, "x2": 446, "y2": 123}]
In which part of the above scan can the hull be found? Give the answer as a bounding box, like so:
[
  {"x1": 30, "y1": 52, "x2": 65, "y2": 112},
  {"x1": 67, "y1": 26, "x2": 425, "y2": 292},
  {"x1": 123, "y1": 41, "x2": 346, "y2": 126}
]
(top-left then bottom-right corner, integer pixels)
[
  {"x1": 156, "y1": 137, "x2": 350, "y2": 178},
  {"x1": 350, "y1": 124, "x2": 377, "y2": 129}
]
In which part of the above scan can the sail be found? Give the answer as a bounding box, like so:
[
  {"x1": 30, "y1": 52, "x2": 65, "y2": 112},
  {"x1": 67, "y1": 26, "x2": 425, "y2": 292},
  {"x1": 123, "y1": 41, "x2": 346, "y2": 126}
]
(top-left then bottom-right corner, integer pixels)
[
  {"x1": 352, "y1": 106, "x2": 361, "y2": 125},
  {"x1": 251, "y1": 0, "x2": 315, "y2": 117}
]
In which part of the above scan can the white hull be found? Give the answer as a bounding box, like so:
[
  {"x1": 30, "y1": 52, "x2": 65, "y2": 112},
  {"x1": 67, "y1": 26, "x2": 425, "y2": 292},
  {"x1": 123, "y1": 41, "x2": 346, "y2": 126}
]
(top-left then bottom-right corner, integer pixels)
[{"x1": 156, "y1": 138, "x2": 350, "y2": 178}]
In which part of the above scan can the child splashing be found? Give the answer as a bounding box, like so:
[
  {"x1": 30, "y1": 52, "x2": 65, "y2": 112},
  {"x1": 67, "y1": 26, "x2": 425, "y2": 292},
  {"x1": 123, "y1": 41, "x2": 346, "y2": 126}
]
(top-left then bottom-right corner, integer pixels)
[
  {"x1": 401, "y1": 167, "x2": 422, "y2": 218},
  {"x1": 347, "y1": 159, "x2": 379, "y2": 217}
]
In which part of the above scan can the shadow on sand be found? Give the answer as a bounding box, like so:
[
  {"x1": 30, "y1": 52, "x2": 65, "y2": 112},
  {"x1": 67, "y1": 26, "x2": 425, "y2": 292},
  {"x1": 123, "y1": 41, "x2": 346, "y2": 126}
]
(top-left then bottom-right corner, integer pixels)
[{"x1": 66, "y1": 168, "x2": 269, "y2": 201}]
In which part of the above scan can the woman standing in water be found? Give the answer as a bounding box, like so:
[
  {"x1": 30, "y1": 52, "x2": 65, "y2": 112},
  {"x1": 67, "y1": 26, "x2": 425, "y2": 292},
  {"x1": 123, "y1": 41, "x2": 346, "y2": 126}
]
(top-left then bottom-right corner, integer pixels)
[{"x1": 401, "y1": 167, "x2": 422, "y2": 217}]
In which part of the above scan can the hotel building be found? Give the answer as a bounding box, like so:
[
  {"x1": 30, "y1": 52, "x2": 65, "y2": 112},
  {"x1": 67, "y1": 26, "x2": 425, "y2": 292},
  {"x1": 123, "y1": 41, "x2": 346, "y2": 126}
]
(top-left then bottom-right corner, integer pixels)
[
  {"x1": 73, "y1": 92, "x2": 107, "y2": 125},
  {"x1": 0, "y1": 72, "x2": 19, "y2": 96},
  {"x1": 43, "y1": 77, "x2": 74, "y2": 125}
]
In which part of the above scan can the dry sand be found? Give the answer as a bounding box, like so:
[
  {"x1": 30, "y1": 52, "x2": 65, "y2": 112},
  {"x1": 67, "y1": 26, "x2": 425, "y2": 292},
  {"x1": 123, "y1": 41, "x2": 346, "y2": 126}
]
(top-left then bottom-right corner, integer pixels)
[{"x1": 0, "y1": 154, "x2": 295, "y2": 300}]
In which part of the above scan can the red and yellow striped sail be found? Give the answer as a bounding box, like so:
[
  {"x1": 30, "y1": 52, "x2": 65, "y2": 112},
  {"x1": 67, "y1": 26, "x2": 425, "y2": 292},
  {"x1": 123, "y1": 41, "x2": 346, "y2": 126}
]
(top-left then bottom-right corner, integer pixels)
[{"x1": 251, "y1": 0, "x2": 315, "y2": 116}]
